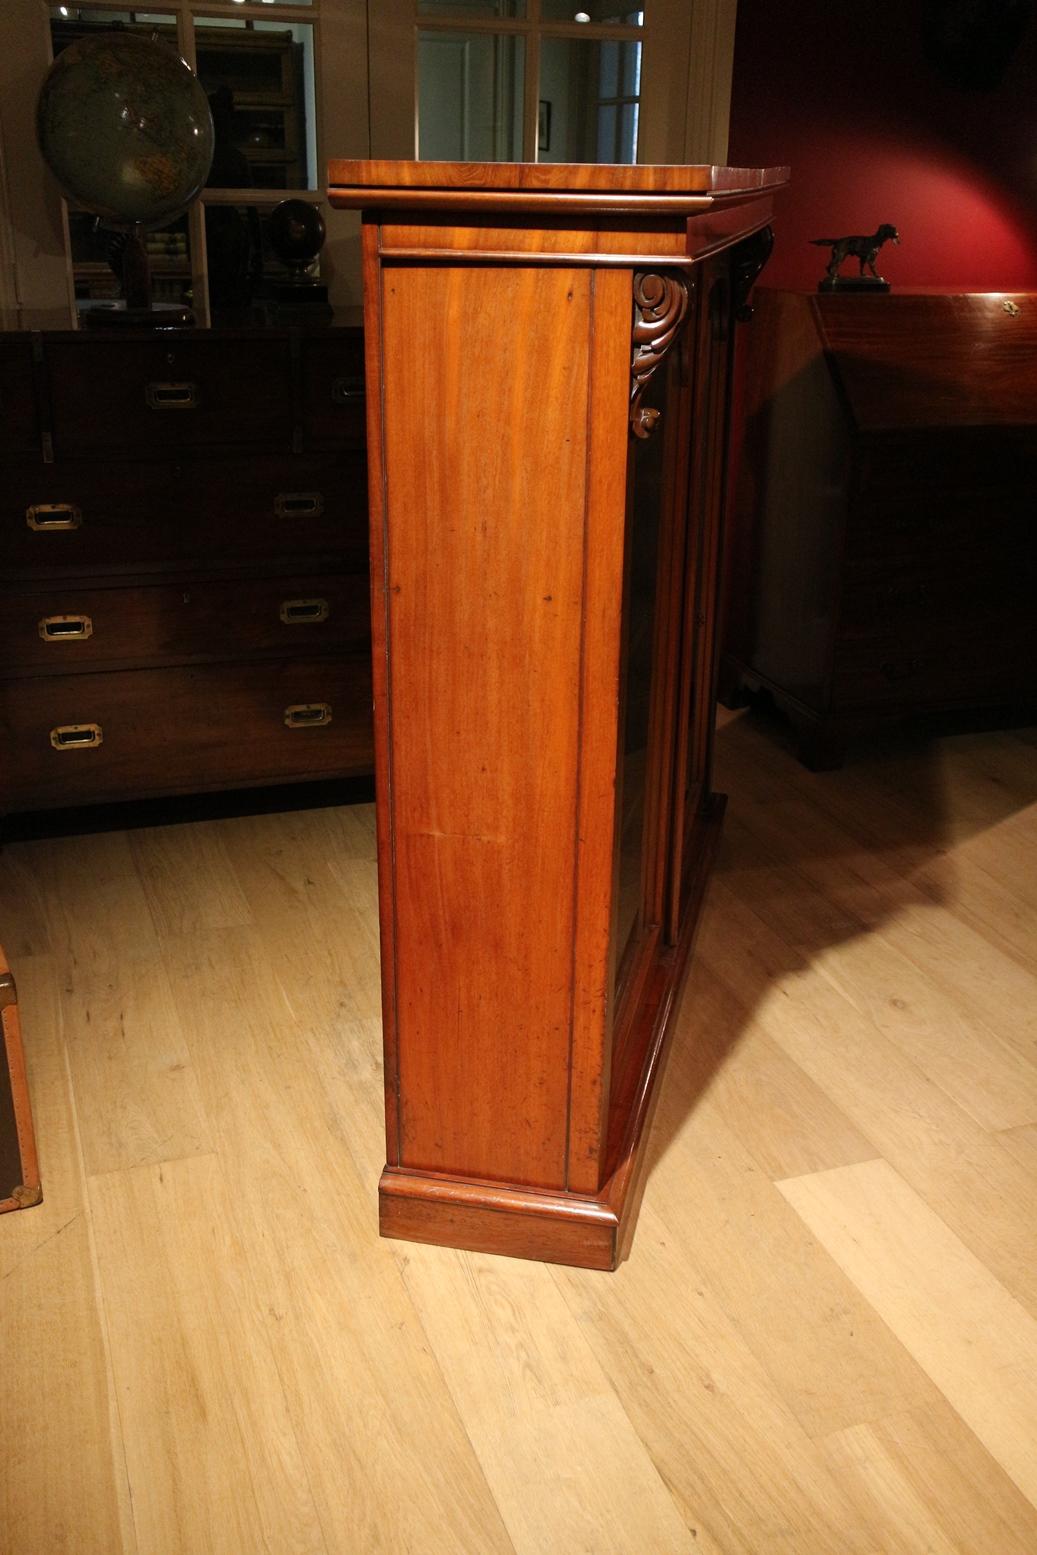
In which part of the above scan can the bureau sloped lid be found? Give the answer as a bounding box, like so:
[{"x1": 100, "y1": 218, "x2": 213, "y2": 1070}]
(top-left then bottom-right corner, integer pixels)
[{"x1": 815, "y1": 292, "x2": 1037, "y2": 432}]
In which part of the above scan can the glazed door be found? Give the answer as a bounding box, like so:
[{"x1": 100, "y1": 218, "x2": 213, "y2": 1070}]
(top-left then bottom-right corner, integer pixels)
[
  {"x1": 667, "y1": 256, "x2": 735, "y2": 940},
  {"x1": 610, "y1": 254, "x2": 737, "y2": 980},
  {"x1": 611, "y1": 281, "x2": 697, "y2": 1015}
]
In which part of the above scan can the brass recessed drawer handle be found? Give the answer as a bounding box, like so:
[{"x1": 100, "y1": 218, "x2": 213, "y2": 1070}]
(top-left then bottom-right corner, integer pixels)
[
  {"x1": 280, "y1": 598, "x2": 329, "y2": 624},
  {"x1": 284, "y1": 702, "x2": 332, "y2": 729},
  {"x1": 331, "y1": 375, "x2": 365, "y2": 405},
  {"x1": 50, "y1": 722, "x2": 103, "y2": 750},
  {"x1": 27, "y1": 503, "x2": 82, "y2": 531},
  {"x1": 39, "y1": 613, "x2": 93, "y2": 642},
  {"x1": 145, "y1": 381, "x2": 198, "y2": 410},
  {"x1": 275, "y1": 491, "x2": 325, "y2": 518}
]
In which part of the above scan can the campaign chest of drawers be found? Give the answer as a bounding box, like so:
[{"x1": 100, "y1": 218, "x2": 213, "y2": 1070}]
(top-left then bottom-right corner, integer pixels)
[{"x1": 0, "y1": 324, "x2": 374, "y2": 816}]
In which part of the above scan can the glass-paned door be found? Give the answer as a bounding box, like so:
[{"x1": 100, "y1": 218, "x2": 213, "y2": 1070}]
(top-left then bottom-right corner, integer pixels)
[
  {"x1": 420, "y1": 5, "x2": 644, "y2": 164},
  {"x1": 418, "y1": 30, "x2": 525, "y2": 160},
  {"x1": 371, "y1": 0, "x2": 694, "y2": 165}
]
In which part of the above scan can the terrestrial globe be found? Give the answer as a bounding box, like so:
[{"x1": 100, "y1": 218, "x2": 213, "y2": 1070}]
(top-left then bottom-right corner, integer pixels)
[
  {"x1": 37, "y1": 29, "x2": 213, "y2": 323},
  {"x1": 37, "y1": 29, "x2": 213, "y2": 226}
]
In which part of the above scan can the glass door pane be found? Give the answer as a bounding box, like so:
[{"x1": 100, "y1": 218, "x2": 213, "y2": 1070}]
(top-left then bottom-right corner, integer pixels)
[
  {"x1": 669, "y1": 269, "x2": 732, "y2": 941},
  {"x1": 613, "y1": 367, "x2": 667, "y2": 982},
  {"x1": 195, "y1": 19, "x2": 317, "y2": 190},
  {"x1": 538, "y1": 35, "x2": 641, "y2": 162},
  {"x1": 417, "y1": 31, "x2": 525, "y2": 159}
]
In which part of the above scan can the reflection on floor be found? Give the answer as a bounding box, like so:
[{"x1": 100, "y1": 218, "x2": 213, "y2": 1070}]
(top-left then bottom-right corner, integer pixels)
[{"x1": 1, "y1": 709, "x2": 1036, "y2": 1555}]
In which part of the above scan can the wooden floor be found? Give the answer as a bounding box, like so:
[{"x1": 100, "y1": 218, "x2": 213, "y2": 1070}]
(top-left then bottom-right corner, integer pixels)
[{"x1": 2, "y1": 708, "x2": 1036, "y2": 1555}]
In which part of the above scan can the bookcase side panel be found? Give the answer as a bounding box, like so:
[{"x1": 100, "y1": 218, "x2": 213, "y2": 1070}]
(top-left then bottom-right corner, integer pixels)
[{"x1": 380, "y1": 262, "x2": 592, "y2": 1191}]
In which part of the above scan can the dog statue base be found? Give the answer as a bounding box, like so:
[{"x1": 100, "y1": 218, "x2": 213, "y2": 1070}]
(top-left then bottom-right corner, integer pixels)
[{"x1": 818, "y1": 275, "x2": 890, "y2": 293}]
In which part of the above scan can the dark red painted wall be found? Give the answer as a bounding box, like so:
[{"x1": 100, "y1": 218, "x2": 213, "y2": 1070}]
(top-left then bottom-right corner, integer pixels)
[{"x1": 727, "y1": 1, "x2": 1037, "y2": 291}]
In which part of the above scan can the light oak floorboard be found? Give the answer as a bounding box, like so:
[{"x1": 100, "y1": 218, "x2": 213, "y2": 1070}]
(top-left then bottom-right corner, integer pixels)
[
  {"x1": 554, "y1": 1203, "x2": 876, "y2": 1554},
  {"x1": 0, "y1": 957, "x2": 132, "y2": 1555},
  {"x1": 12, "y1": 832, "x2": 161, "y2": 969},
  {"x1": 998, "y1": 1122, "x2": 1037, "y2": 1169},
  {"x1": 699, "y1": 876, "x2": 1037, "y2": 1320},
  {"x1": 60, "y1": 954, "x2": 213, "y2": 1176},
  {"x1": 636, "y1": 1098, "x2": 942, "y2": 1439},
  {"x1": 719, "y1": 809, "x2": 1037, "y2": 1130},
  {"x1": 780, "y1": 1158, "x2": 1037, "y2": 1509},
  {"x1": 718, "y1": 711, "x2": 1037, "y2": 975},
  {"x1": 664, "y1": 955, "x2": 881, "y2": 1182},
  {"x1": 88, "y1": 1153, "x2": 328, "y2": 1555},
  {"x1": 128, "y1": 820, "x2": 253, "y2": 938},
  {"x1": 395, "y1": 1240, "x2": 700, "y2": 1555},
  {"x1": 2, "y1": 712, "x2": 1036, "y2": 1553},
  {"x1": 160, "y1": 927, "x2": 513, "y2": 1555},
  {"x1": 818, "y1": 1421, "x2": 961, "y2": 1555},
  {"x1": 825, "y1": 1400, "x2": 1037, "y2": 1555}
]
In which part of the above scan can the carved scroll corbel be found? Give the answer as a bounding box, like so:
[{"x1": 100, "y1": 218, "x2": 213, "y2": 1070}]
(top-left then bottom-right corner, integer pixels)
[
  {"x1": 630, "y1": 270, "x2": 690, "y2": 440},
  {"x1": 731, "y1": 224, "x2": 775, "y2": 322}
]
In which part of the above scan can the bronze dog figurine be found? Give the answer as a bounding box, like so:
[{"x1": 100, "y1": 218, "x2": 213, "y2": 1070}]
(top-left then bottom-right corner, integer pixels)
[{"x1": 811, "y1": 224, "x2": 900, "y2": 282}]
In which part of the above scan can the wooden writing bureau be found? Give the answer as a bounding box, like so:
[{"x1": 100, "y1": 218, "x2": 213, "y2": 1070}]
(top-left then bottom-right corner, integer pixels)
[
  {"x1": 722, "y1": 289, "x2": 1037, "y2": 767},
  {"x1": 0, "y1": 323, "x2": 374, "y2": 820},
  {"x1": 330, "y1": 159, "x2": 787, "y2": 1269}
]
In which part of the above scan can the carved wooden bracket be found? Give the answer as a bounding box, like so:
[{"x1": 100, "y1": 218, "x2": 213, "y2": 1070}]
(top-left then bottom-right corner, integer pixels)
[
  {"x1": 731, "y1": 225, "x2": 775, "y2": 323},
  {"x1": 630, "y1": 271, "x2": 690, "y2": 439}
]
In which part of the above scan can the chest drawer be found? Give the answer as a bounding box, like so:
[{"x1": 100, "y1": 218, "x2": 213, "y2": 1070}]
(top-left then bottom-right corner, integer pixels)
[
  {"x1": 302, "y1": 335, "x2": 367, "y2": 447},
  {"x1": 1, "y1": 572, "x2": 370, "y2": 675},
  {"x1": 839, "y1": 546, "x2": 1036, "y2": 639},
  {"x1": 0, "y1": 656, "x2": 374, "y2": 810},
  {"x1": 832, "y1": 616, "x2": 1036, "y2": 708},
  {"x1": 1, "y1": 453, "x2": 369, "y2": 579},
  {"x1": 45, "y1": 337, "x2": 294, "y2": 456},
  {"x1": 846, "y1": 433, "x2": 1037, "y2": 562}
]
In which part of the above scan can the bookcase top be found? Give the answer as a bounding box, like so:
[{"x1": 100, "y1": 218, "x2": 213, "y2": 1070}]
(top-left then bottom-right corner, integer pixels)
[{"x1": 328, "y1": 159, "x2": 789, "y2": 216}]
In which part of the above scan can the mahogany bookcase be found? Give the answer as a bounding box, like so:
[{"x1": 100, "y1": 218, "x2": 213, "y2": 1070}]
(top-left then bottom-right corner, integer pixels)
[{"x1": 328, "y1": 160, "x2": 786, "y2": 1269}]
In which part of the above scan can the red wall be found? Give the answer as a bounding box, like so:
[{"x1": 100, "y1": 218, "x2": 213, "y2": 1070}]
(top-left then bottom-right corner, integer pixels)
[{"x1": 727, "y1": 1, "x2": 1037, "y2": 291}]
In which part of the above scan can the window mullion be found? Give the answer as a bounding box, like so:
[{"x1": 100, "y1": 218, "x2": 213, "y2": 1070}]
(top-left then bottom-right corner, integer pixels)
[{"x1": 523, "y1": 16, "x2": 540, "y2": 161}]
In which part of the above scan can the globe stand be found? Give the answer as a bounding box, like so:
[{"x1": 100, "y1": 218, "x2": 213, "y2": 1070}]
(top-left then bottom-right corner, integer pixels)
[
  {"x1": 272, "y1": 266, "x2": 332, "y2": 321},
  {"x1": 84, "y1": 224, "x2": 194, "y2": 330}
]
